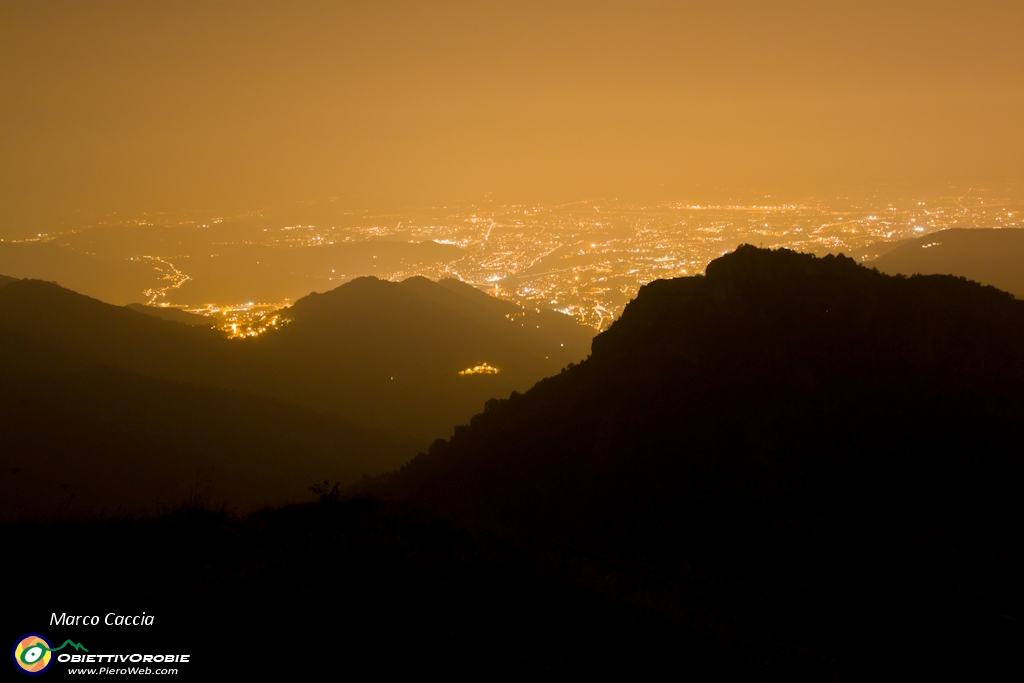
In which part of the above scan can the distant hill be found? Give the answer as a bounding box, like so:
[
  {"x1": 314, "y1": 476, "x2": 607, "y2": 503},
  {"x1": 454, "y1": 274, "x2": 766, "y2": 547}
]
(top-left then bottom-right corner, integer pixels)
[
  {"x1": 159, "y1": 240, "x2": 462, "y2": 305},
  {"x1": 0, "y1": 368, "x2": 418, "y2": 520},
  {"x1": 869, "y1": 227, "x2": 1024, "y2": 297},
  {"x1": 248, "y1": 276, "x2": 594, "y2": 438},
  {"x1": 0, "y1": 274, "x2": 15, "y2": 290},
  {"x1": 4, "y1": 224, "x2": 463, "y2": 307},
  {"x1": 0, "y1": 277, "x2": 237, "y2": 380},
  {"x1": 0, "y1": 242, "x2": 161, "y2": 304},
  {"x1": 813, "y1": 237, "x2": 912, "y2": 262},
  {"x1": 125, "y1": 302, "x2": 220, "y2": 328},
  {"x1": 0, "y1": 275, "x2": 594, "y2": 443}
]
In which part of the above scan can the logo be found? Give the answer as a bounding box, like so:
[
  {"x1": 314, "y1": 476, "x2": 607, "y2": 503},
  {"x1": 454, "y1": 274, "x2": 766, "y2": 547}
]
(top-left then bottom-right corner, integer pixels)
[{"x1": 12, "y1": 635, "x2": 88, "y2": 676}]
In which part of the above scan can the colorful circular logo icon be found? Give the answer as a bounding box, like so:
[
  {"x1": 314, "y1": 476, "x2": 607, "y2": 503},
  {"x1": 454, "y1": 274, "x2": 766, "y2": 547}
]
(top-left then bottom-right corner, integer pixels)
[{"x1": 12, "y1": 635, "x2": 53, "y2": 675}]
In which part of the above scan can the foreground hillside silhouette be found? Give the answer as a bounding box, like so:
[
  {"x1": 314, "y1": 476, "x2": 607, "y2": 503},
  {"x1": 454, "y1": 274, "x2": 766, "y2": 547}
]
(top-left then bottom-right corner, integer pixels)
[
  {"x1": 5, "y1": 247, "x2": 1020, "y2": 679},
  {"x1": 371, "y1": 246, "x2": 1024, "y2": 541},
  {"x1": 0, "y1": 369, "x2": 419, "y2": 518},
  {"x1": 359, "y1": 245, "x2": 1022, "y2": 677}
]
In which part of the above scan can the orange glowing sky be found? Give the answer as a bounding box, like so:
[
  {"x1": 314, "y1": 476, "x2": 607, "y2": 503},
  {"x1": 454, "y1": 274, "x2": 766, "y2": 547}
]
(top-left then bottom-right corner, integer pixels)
[{"x1": 1, "y1": 1, "x2": 1022, "y2": 230}]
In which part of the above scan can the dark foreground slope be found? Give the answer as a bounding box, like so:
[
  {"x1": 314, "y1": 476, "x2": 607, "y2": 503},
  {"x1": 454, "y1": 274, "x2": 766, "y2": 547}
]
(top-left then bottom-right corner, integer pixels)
[
  {"x1": 377, "y1": 246, "x2": 1024, "y2": 533},
  {"x1": 362, "y1": 246, "x2": 1023, "y2": 677},
  {"x1": 871, "y1": 227, "x2": 1024, "y2": 297},
  {"x1": 5, "y1": 502, "x2": 739, "y2": 680},
  {"x1": 0, "y1": 369, "x2": 417, "y2": 519}
]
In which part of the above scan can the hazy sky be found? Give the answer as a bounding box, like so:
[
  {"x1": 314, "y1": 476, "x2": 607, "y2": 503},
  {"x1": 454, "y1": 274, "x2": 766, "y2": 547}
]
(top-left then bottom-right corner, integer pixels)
[{"x1": 2, "y1": 1, "x2": 1022, "y2": 231}]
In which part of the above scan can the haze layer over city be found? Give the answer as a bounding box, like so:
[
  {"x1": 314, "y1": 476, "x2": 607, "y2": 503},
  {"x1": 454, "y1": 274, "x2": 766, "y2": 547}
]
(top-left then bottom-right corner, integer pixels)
[{"x1": 2, "y1": 184, "x2": 1021, "y2": 332}]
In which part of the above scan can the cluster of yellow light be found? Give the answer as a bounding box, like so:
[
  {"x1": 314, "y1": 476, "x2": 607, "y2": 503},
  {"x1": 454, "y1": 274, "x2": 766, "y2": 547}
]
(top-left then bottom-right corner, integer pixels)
[
  {"x1": 186, "y1": 300, "x2": 290, "y2": 339},
  {"x1": 226, "y1": 313, "x2": 286, "y2": 339},
  {"x1": 459, "y1": 363, "x2": 500, "y2": 376}
]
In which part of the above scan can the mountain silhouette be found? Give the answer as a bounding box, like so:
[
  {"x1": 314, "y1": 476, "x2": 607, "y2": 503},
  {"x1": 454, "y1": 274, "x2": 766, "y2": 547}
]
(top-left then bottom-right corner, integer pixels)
[
  {"x1": 357, "y1": 245, "x2": 1022, "y2": 677},
  {"x1": 244, "y1": 275, "x2": 593, "y2": 437},
  {"x1": 0, "y1": 277, "x2": 418, "y2": 518},
  {"x1": 0, "y1": 242, "x2": 161, "y2": 304},
  {"x1": 374, "y1": 245, "x2": 1023, "y2": 538},
  {"x1": 0, "y1": 277, "x2": 236, "y2": 380},
  {"x1": 0, "y1": 274, "x2": 592, "y2": 440},
  {"x1": 870, "y1": 227, "x2": 1024, "y2": 297}
]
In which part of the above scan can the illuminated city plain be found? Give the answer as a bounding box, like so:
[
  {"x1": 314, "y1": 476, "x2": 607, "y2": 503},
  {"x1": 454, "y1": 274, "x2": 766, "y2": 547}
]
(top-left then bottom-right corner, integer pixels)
[
  {"x1": 257, "y1": 188, "x2": 1021, "y2": 330},
  {"x1": 11, "y1": 187, "x2": 1021, "y2": 333}
]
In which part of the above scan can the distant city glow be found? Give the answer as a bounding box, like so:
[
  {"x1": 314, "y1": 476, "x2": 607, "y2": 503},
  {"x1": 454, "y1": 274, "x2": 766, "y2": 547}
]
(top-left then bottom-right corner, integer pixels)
[{"x1": 10, "y1": 188, "x2": 1020, "y2": 333}]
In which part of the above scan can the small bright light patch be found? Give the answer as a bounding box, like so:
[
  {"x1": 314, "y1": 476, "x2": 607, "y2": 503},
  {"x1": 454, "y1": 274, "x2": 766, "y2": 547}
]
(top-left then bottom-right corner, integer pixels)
[{"x1": 459, "y1": 363, "x2": 499, "y2": 376}]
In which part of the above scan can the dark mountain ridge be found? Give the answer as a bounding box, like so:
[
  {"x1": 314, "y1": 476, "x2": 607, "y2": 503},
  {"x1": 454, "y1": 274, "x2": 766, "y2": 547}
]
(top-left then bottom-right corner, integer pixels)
[
  {"x1": 376, "y1": 247, "x2": 1024, "y2": 531},
  {"x1": 0, "y1": 277, "x2": 236, "y2": 380},
  {"x1": 0, "y1": 272, "x2": 590, "y2": 517},
  {"x1": 0, "y1": 281, "x2": 420, "y2": 518},
  {"x1": 0, "y1": 275, "x2": 591, "y2": 440},
  {"x1": 0, "y1": 241, "x2": 162, "y2": 304},
  {"x1": 360, "y1": 245, "x2": 1022, "y2": 677},
  {"x1": 870, "y1": 227, "x2": 1024, "y2": 297}
]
